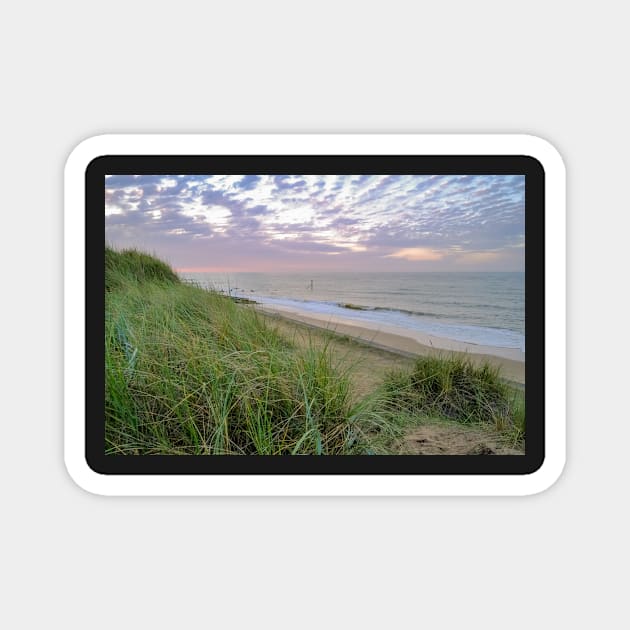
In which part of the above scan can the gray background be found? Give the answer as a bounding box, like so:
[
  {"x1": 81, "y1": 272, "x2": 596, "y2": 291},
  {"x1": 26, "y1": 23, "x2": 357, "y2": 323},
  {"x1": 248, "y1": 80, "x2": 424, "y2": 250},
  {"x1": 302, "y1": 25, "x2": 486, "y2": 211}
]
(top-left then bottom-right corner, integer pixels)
[{"x1": 2, "y1": 1, "x2": 627, "y2": 628}]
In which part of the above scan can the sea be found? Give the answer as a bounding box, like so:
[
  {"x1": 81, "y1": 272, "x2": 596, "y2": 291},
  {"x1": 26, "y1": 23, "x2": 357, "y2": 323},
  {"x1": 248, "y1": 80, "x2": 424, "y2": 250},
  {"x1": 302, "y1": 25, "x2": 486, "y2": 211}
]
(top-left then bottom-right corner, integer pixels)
[{"x1": 179, "y1": 272, "x2": 525, "y2": 352}]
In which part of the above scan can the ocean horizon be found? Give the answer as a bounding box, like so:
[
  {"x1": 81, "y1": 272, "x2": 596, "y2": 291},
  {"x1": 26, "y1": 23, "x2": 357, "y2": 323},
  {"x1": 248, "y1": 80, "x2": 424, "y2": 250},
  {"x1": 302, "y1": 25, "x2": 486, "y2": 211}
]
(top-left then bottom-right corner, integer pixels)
[{"x1": 179, "y1": 271, "x2": 525, "y2": 352}]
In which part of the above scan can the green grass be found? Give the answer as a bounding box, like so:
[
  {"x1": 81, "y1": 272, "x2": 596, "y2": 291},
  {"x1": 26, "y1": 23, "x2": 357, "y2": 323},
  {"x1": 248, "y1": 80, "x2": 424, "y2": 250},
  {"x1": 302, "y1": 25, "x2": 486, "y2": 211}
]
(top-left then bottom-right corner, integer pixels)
[
  {"x1": 381, "y1": 355, "x2": 525, "y2": 445},
  {"x1": 105, "y1": 247, "x2": 525, "y2": 455},
  {"x1": 106, "y1": 246, "x2": 179, "y2": 291},
  {"x1": 106, "y1": 247, "x2": 381, "y2": 455}
]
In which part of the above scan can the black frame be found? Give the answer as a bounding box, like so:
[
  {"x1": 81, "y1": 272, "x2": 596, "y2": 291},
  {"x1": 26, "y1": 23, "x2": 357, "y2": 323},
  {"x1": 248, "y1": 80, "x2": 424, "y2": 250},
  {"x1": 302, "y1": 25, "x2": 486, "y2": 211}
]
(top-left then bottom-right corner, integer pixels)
[{"x1": 90, "y1": 155, "x2": 544, "y2": 475}]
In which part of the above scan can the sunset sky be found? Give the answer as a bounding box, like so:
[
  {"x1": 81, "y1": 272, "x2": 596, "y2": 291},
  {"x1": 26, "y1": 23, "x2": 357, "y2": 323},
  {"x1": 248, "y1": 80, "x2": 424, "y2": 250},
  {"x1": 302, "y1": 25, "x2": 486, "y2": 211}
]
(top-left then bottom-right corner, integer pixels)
[{"x1": 105, "y1": 174, "x2": 525, "y2": 272}]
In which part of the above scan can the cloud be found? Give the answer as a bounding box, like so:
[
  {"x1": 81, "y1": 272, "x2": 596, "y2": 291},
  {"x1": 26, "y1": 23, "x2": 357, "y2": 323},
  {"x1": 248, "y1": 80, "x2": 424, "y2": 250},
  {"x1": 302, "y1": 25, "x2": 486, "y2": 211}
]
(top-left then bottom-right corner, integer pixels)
[
  {"x1": 235, "y1": 175, "x2": 261, "y2": 190},
  {"x1": 105, "y1": 173, "x2": 525, "y2": 271},
  {"x1": 384, "y1": 247, "x2": 445, "y2": 261}
]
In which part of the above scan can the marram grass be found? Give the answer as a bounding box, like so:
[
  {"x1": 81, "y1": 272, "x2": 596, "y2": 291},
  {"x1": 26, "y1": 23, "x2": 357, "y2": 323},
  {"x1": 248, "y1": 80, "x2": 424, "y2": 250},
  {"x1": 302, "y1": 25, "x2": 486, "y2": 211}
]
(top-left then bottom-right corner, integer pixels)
[
  {"x1": 106, "y1": 247, "x2": 377, "y2": 454},
  {"x1": 381, "y1": 355, "x2": 526, "y2": 443}
]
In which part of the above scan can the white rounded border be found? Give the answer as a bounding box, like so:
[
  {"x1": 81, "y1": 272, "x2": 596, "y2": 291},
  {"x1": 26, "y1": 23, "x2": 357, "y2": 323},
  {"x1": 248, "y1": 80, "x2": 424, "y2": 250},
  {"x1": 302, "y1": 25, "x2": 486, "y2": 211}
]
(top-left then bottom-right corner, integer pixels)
[{"x1": 64, "y1": 134, "x2": 565, "y2": 496}]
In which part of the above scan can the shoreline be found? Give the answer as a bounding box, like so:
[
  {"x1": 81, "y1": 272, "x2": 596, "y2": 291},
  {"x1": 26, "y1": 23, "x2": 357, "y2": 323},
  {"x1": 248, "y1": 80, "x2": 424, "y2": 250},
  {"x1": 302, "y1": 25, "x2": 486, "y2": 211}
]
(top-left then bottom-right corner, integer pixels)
[{"x1": 257, "y1": 303, "x2": 525, "y2": 385}]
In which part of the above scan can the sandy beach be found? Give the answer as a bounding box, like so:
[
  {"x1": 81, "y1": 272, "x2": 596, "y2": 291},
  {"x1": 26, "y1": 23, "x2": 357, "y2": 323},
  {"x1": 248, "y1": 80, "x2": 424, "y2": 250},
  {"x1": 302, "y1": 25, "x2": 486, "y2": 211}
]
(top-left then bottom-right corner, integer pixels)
[{"x1": 258, "y1": 303, "x2": 525, "y2": 385}]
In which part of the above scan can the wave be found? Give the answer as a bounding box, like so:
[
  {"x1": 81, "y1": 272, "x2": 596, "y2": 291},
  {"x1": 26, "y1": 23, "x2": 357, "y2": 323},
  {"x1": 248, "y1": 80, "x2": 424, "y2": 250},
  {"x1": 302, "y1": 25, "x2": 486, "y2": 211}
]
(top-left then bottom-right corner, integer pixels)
[{"x1": 338, "y1": 302, "x2": 448, "y2": 319}]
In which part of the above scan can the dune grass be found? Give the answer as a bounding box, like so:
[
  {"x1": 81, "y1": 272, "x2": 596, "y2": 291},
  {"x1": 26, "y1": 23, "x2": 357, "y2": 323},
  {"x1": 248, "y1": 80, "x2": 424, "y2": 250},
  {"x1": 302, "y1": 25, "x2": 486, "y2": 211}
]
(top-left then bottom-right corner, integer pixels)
[
  {"x1": 106, "y1": 247, "x2": 179, "y2": 291},
  {"x1": 106, "y1": 247, "x2": 382, "y2": 455},
  {"x1": 105, "y1": 247, "x2": 525, "y2": 455},
  {"x1": 381, "y1": 355, "x2": 525, "y2": 445}
]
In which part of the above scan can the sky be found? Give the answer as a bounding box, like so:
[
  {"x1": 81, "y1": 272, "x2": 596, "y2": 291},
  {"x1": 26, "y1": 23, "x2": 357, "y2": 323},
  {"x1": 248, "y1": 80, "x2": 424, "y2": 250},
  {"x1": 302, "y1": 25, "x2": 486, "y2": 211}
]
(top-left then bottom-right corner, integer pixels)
[{"x1": 105, "y1": 174, "x2": 525, "y2": 272}]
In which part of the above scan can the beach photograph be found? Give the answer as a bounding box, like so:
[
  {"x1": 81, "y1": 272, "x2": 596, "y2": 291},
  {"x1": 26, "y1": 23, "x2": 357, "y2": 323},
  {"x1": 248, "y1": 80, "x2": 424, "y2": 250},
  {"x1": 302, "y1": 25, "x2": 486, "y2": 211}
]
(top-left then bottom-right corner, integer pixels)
[{"x1": 105, "y1": 173, "x2": 525, "y2": 455}]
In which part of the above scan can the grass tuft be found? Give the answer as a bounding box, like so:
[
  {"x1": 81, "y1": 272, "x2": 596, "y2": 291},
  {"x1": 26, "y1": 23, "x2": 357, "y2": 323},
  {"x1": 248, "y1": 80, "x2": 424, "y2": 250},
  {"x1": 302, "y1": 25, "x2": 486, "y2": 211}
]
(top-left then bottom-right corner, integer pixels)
[
  {"x1": 106, "y1": 246, "x2": 180, "y2": 291},
  {"x1": 381, "y1": 355, "x2": 525, "y2": 440}
]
